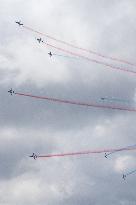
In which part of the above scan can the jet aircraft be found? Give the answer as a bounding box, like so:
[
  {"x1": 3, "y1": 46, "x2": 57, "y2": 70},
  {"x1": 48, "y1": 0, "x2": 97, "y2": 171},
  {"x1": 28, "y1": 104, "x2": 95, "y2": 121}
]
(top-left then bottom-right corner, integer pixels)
[
  {"x1": 122, "y1": 174, "x2": 126, "y2": 180},
  {"x1": 15, "y1": 21, "x2": 23, "y2": 26},
  {"x1": 29, "y1": 153, "x2": 37, "y2": 160},
  {"x1": 8, "y1": 88, "x2": 14, "y2": 95},
  {"x1": 101, "y1": 97, "x2": 105, "y2": 100},
  {"x1": 104, "y1": 153, "x2": 108, "y2": 158},
  {"x1": 37, "y1": 38, "x2": 43, "y2": 43},
  {"x1": 48, "y1": 51, "x2": 53, "y2": 57}
]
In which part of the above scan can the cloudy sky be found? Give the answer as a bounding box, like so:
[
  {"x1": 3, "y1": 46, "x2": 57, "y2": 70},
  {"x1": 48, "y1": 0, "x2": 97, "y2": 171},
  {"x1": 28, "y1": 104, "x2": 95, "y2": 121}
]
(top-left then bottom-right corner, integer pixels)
[{"x1": 0, "y1": 0, "x2": 136, "y2": 204}]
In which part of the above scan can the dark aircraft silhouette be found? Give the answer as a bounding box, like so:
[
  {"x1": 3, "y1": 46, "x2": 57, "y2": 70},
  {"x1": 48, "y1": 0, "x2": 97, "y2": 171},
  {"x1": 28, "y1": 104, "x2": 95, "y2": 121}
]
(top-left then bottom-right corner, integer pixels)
[
  {"x1": 48, "y1": 51, "x2": 52, "y2": 57},
  {"x1": 29, "y1": 153, "x2": 37, "y2": 160},
  {"x1": 8, "y1": 88, "x2": 14, "y2": 95},
  {"x1": 15, "y1": 21, "x2": 23, "y2": 26},
  {"x1": 37, "y1": 38, "x2": 43, "y2": 43},
  {"x1": 104, "y1": 153, "x2": 108, "y2": 158},
  {"x1": 123, "y1": 174, "x2": 126, "y2": 180},
  {"x1": 101, "y1": 97, "x2": 105, "y2": 100}
]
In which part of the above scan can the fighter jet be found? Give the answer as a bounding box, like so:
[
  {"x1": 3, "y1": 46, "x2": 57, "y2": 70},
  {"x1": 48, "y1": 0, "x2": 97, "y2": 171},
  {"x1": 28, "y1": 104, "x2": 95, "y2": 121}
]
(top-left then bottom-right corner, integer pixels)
[
  {"x1": 29, "y1": 153, "x2": 37, "y2": 160},
  {"x1": 48, "y1": 51, "x2": 53, "y2": 57},
  {"x1": 122, "y1": 174, "x2": 126, "y2": 180},
  {"x1": 101, "y1": 97, "x2": 105, "y2": 100},
  {"x1": 104, "y1": 153, "x2": 108, "y2": 158},
  {"x1": 37, "y1": 38, "x2": 43, "y2": 43},
  {"x1": 8, "y1": 88, "x2": 14, "y2": 95},
  {"x1": 15, "y1": 21, "x2": 23, "y2": 26}
]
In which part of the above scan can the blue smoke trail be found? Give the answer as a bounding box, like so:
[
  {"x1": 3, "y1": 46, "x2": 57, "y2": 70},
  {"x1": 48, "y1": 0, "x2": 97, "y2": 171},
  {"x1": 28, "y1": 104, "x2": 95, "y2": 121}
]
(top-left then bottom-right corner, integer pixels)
[
  {"x1": 105, "y1": 144, "x2": 136, "y2": 158},
  {"x1": 123, "y1": 169, "x2": 136, "y2": 179},
  {"x1": 53, "y1": 53, "x2": 78, "y2": 59},
  {"x1": 100, "y1": 97, "x2": 133, "y2": 104},
  {"x1": 126, "y1": 169, "x2": 136, "y2": 176}
]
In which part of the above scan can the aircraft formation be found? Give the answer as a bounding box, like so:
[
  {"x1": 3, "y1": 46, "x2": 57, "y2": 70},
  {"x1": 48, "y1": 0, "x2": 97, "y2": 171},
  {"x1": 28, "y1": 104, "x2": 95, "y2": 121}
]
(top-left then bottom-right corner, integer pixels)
[
  {"x1": 15, "y1": 21, "x2": 136, "y2": 75},
  {"x1": 12, "y1": 20, "x2": 136, "y2": 180}
]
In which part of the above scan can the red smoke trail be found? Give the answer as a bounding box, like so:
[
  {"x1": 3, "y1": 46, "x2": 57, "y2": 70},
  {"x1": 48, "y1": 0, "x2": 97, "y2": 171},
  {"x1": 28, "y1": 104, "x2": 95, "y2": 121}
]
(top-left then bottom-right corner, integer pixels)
[
  {"x1": 35, "y1": 146, "x2": 136, "y2": 159},
  {"x1": 43, "y1": 41, "x2": 136, "y2": 75},
  {"x1": 14, "y1": 92, "x2": 136, "y2": 112},
  {"x1": 23, "y1": 25, "x2": 136, "y2": 67}
]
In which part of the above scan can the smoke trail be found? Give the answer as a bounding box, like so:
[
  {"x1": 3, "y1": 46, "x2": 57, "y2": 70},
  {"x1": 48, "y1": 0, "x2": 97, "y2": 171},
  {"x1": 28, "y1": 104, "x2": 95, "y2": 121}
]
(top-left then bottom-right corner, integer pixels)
[
  {"x1": 14, "y1": 91, "x2": 136, "y2": 112},
  {"x1": 125, "y1": 169, "x2": 136, "y2": 177},
  {"x1": 22, "y1": 25, "x2": 136, "y2": 67},
  {"x1": 31, "y1": 145, "x2": 136, "y2": 159},
  {"x1": 123, "y1": 169, "x2": 136, "y2": 179},
  {"x1": 43, "y1": 41, "x2": 136, "y2": 75},
  {"x1": 105, "y1": 144, "x2": 136, "y2": 158},
  {"x1": 101, "y1": 97, "x2": 132, "y2": 104},
  {"x1": 53, "y1": 53, "x2": 78, "y2": 59}
]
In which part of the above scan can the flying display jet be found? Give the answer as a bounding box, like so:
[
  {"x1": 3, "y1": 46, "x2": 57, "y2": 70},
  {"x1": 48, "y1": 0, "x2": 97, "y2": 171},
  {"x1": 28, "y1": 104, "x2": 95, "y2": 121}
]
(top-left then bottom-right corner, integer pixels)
[
  {"x1": 29, "y1": 153, "x2": 37, "y2": 160},
  {"x1": 8, "y1": 88, "x2": 14, "y2": 95},
  {"x1": 37, "y1": 38, "x2": 43, "y2": 43},
  {"x1": 122, "y1": 174, "x2": 126, "y2": 180},
  {"x1": 15, "y1": 21, "x2": 23, "y2": 26},
  {"x1": 48, "y1": 51, "x2": 53, "y2": 57}
]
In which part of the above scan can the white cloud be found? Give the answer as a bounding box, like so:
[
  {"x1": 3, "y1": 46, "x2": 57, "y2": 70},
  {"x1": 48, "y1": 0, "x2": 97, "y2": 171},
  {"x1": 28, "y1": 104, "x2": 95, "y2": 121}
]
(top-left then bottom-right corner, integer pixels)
[{"x1": 114, "y1": 155, "x2": 135, "y2": 173}]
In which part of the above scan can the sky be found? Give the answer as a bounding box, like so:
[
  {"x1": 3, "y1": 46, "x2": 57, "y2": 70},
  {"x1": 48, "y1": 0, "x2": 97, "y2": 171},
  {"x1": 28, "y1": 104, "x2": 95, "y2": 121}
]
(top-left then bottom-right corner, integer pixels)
[{"x1": 0, "y1": 0, "x2": 136, "y2": 204}]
